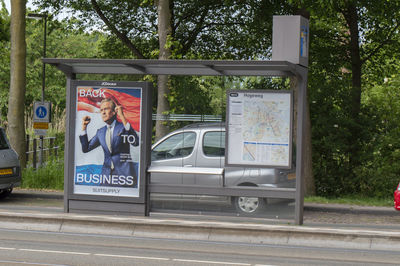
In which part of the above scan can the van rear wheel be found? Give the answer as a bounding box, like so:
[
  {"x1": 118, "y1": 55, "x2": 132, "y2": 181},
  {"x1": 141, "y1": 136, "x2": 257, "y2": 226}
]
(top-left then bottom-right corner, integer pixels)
[{"x1": 233, "y1": 196, "x2": 266, "y2": 215}]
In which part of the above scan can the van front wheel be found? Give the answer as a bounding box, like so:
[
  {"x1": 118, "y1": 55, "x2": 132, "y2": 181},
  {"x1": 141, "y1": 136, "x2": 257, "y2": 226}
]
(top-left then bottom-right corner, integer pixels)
[{"x1": 0, "y1": 188, "x2": 12, "y2": 199}]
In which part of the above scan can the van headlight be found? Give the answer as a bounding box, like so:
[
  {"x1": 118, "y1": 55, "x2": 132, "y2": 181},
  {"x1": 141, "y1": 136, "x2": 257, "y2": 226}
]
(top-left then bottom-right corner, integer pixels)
[{"x1": 14, "y1": 166, "x2": 20, "y2": 176}]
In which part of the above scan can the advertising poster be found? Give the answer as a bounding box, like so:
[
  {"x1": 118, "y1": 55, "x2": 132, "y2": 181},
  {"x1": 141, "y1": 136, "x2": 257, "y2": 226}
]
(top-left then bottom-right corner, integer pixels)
[
  {"x1": 74, "y1": 83, "x2": 142, "y2": 197},
  {"x1": 226, "y1": 90, "x2": 292, "y2": 168}
]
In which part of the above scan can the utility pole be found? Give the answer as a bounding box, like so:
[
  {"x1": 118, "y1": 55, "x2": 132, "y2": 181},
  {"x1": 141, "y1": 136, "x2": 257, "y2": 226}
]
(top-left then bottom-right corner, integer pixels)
[{"x1": 27, "y1": 12, "x2": 48, "y2": 167}]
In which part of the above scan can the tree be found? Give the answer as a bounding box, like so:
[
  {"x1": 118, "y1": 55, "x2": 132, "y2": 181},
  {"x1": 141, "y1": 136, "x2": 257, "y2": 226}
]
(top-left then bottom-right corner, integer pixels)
[
  {"x1": 8, "y1": 0, "x2": 27, "y2": 166},
  {"x1": 25, "y1": 16, "x2": 104, "y2": 132},
  {"x1": 358, "y1": 73, "x2": 400, "y2": 197},
  {"x1": 299, "y1": 0, "x2": 400, "y2": 196},
  {"x1": 155, "y1": 0, "x2": 172, "y2": 139},
  {"x1": 0, "y1": 2, "x2": 10, "y2": 125},
  {"x1": 0, "y1": 0, "x2": 9, "y2": 42},
  {"x1": 32, "y1": 0, "x2": 288, "y2": 134}
]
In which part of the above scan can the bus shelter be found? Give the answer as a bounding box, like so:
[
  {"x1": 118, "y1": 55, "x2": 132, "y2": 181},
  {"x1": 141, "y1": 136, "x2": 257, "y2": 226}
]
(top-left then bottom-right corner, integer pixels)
[{"x1": 44, "y1": 58, "x2": 308, "y2": 225}]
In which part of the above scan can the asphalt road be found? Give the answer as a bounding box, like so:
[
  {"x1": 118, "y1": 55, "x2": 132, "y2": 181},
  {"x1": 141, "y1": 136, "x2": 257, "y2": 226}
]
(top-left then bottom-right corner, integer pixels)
[
  {"x1": 0, "y1": 189, "x2": 399, "y2": 265},
  {"x1": 1, "y1": 227, "x2": 400, "y2": 266}
]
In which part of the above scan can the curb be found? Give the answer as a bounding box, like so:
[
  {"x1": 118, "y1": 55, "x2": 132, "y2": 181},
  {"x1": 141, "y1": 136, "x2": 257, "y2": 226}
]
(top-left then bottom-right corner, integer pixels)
[
  {"x1": 12, "y1": 189, "x2": 63, "y2": 200},
  {"x1": 0, "y1": 210, "x2": 400, "y2": 252}
]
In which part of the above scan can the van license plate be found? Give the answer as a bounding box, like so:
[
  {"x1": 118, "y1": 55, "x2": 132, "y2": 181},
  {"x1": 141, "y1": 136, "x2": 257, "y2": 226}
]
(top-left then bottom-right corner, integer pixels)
[{"x1": 0, "y1": 169, "x2": 12, "y2": 175}]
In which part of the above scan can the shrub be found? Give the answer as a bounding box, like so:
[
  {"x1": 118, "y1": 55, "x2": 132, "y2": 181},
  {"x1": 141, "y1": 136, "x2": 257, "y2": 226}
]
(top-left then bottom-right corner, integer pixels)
[{"x1": 21, "y1": 157, "x2": 64, "y2": 190}]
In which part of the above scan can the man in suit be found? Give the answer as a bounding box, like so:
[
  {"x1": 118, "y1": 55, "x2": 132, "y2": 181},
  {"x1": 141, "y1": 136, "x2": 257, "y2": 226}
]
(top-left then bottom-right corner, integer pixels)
[{"x1": 79, "y1": 98, "x2": 139, "y2": 187}]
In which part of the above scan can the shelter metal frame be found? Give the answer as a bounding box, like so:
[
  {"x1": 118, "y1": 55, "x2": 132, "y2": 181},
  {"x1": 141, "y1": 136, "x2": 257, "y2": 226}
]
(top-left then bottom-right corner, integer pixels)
[{"x1": 44, "y1": 58, "x2": 308, "y2": 225}]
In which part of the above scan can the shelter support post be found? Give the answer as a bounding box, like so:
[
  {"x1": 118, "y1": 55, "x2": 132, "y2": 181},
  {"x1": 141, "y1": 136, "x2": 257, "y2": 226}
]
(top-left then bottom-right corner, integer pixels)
[
  {"x1": 294, "y1": 66, "x2": 308, "y2": 225},
  {"x1": 64, "y1": 74, "x2": 76, "y2": 212}
]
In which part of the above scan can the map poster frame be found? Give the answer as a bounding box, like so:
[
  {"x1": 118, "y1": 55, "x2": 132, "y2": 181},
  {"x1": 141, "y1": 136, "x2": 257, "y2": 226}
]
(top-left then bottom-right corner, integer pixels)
[{"x1": 226, "y1": 89, "x2": 293, "y2": 169}]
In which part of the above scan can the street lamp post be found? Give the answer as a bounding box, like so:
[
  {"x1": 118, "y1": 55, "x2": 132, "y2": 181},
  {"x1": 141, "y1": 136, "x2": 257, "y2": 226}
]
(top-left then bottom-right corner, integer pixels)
[
  {"x1": 27, "y1": 12, "x2": 48, "y2": 168},
  {"x1": 27, "y1": 12, "x2": 47, "y2": 102}
]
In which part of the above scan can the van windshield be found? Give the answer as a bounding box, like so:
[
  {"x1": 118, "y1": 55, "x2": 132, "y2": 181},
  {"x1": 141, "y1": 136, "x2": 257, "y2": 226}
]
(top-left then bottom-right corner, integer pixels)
[{"x1": 0, "y1": 129, "x2": 9, "y2": 150}]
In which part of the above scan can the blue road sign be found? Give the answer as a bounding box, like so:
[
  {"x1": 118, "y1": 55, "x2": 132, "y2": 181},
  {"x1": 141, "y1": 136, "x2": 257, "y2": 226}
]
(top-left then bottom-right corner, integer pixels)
[
  {"x1": 33, "y1": 101, "x2": 51, "y2": 123},
  {"x1": 36, "y1": 106, "x2": 47, "y2": 119}
]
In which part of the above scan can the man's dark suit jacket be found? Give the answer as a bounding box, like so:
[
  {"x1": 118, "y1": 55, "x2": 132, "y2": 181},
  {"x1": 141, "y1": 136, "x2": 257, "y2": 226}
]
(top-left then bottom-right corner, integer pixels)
[{"x1": 79, "y1": 120, "x2": 139, "y2": 185}]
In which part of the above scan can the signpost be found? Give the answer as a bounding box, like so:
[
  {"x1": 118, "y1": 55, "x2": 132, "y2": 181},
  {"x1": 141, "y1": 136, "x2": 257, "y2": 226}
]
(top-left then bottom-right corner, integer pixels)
[
  {"x1": 33, "y1": 101, "x2": 51, "y2": 167},
  {"x1": 33, "y1": 101, "x2": 51, "y2": 136}
]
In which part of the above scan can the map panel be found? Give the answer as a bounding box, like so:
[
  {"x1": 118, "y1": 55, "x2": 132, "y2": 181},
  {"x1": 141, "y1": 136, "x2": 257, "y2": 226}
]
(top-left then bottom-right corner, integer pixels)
[{"x1": 226, "y1": 90, "x2": 292, "y2": 167}]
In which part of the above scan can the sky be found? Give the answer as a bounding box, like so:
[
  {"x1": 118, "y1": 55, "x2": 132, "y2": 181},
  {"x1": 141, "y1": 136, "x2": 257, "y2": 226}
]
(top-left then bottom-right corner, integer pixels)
[
  {"x1": 4, "y1": 0, "x2": 10, "y2": 12},
  {"x1": 5, "y1": 0, "x2": 36, "y2": 13},
  {"x1": 4, "y1": 0, "x2": 70, "y2": 21}
]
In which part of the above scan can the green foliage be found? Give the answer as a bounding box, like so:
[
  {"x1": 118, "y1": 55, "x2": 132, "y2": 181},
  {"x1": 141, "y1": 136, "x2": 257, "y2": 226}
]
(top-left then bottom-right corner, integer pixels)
[
  {"x1": 33, "y1": 0, "x2": 293, "y2": 60},
  {"x1": 310, "y1": 70, "x2": 400, "y2": 198},
  {"x1": 21, "y1": 15, "x2": 104, "y2": 132},
  {"x1": 0, "y1": 5, "x2": 9, "y2": 126},
  {"x1": 306, "y1": 0, "x2": 400, "y2": 198},
  {"x1": 352, "y1": 75, "x2": 400, "y2": 198},
  {"x1": 0, "y1": 0, "x2": 9, "y2": 42},
  {"x1": 21, "y1": 158, "x2": 64, "y2": 190}
]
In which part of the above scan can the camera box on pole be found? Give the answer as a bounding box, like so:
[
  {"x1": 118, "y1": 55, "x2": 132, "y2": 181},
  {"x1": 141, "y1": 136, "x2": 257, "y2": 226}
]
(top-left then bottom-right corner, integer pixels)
[{"x1": 272, "y1": 15, "x2": 309, "y2": 67}]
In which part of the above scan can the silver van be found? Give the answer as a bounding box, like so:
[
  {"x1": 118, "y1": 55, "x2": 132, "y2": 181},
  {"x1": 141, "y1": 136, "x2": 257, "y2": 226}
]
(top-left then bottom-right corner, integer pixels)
[
  {"x1": 150, "y1": 123, "x2": 295, "y2": 215},
  {"x1": 0, "y1": 128, "x2": 21, "y2": 198}
]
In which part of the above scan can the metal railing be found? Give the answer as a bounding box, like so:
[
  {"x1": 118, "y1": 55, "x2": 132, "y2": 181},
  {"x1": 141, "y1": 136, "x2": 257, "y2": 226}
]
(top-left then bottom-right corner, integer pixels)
[
  {"x1": 152, "y1": 114, "x2": 222, "y2": 122},
  {"x1": 26, "y1": 135, "x2": 60, "y2": 169}
]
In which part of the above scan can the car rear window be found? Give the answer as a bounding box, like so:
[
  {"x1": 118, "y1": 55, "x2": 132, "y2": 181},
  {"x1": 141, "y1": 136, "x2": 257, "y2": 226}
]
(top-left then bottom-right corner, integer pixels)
[
  {"x1": 0, "y1": 129, "x2": 9, "y2": 150},
  {"x1": 203, "y1": 131, "x2": 225, "y2": 157}
]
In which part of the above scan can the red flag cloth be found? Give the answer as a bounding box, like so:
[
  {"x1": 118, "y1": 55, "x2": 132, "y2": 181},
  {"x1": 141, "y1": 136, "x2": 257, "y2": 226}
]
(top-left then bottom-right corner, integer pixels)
[
  {"x1": 77, "y1": 88, "x2": 141, "y2": 132},
  {"x1": 395, "y1": 182, "x2": 400, "y2": 211}
]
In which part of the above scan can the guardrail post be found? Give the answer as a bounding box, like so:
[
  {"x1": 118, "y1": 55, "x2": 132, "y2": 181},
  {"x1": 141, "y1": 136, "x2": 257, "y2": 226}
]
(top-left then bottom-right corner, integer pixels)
[
  {"x1": 26, "y1": 134, "x2": 30, "y2": 164},
  {"x1": 39, "y1": 136, "x2": 43, "y2": 167},
  {"x1": 50, "y1": 137, "x2": 54, "y2": 157},
  {"x1": 33, "y1": 138, "x2": 37, "y2": 169}
]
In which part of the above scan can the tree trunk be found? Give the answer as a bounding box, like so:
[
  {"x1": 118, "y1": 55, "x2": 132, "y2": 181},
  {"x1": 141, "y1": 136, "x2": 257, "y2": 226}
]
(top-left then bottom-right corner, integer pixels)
[
  {"x1": 8, "y1": 0, "x2": 27, "y2": 167},
  {"x1": 342, "y1": 3, "x2": 362, "y2": 167},
  {"x1": 344, "y1": 3, "x2": 362, "y2": 120},
  {"x1": 155, "y1": 0, "x2": 172, "y2": 140}
]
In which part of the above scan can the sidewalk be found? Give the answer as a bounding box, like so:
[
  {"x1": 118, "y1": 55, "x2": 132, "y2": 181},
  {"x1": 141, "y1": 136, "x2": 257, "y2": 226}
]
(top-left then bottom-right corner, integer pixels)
[{"x1": 1, "y1": 188, "x2": 399, "y2": 252}]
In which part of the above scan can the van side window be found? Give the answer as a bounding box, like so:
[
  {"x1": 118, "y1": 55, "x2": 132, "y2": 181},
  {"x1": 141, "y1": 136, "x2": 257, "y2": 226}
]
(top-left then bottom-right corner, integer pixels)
[
  {"x1": 203, "y1": 131, "x2": 225, "y2": 157},
  {"x1": 151, "y1": 132, "x2": 196, "y2": 160}
]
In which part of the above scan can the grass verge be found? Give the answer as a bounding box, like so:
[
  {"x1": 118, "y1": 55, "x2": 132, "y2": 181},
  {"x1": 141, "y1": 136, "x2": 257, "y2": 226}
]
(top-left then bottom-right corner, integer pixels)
[
  {"x1": 305, "y1": 195, "x2": 393, "y2": 207},
  {"x1": 21, "y1": 158, "x2": 64, "y2": 190}
]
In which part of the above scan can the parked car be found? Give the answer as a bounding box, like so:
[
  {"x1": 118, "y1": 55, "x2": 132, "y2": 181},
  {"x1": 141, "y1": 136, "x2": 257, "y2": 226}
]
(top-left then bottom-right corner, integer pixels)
[
  {"x1": 0, "y1": 127, "x2": 21, "y2": 198},
  {"x1": 150, "y1": 123, "x2": 295, "y2": 215},
  {"x1": 394, "y1": 182, "x2": 400, "y2": 211}
]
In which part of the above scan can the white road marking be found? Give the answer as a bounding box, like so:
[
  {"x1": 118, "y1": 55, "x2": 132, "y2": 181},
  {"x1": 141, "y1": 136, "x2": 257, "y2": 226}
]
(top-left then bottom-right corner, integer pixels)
[
  {"x1": 0, "y1": 259, "x2": 68, "y2": 266},
  {"x1": 2, "y1": 246, "x2": 271, "y2": 265},
  {"x1": 0, "y1": 246, "x2": 16, "y2": 250},
  {"x1": 94, "y1": 253, "x2": 170, "y2": 261},
  {"x1": 173, "y1": 259, "x2": 251, "y2": 265},
  {"x1": 19, "y1": 248, "x2": 90, "y2": 256}
]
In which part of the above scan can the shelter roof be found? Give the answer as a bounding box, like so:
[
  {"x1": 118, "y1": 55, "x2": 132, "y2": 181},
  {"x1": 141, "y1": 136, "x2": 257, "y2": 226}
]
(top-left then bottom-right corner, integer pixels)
[{"x1": 42, "y1": 58, "x2": 305, "y2": 77}]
